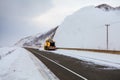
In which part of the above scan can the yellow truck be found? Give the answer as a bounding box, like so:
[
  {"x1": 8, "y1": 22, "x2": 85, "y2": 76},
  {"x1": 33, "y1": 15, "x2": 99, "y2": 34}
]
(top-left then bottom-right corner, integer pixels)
[{"x1": 44, "y1": 39, "x2": 56, "y2": 50}]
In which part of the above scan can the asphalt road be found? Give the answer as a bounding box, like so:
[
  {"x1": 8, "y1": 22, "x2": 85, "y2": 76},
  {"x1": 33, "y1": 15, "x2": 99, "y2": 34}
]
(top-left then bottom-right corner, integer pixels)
[{"x1": 26, "y1": 48, "x2": 120, "y2": 80}]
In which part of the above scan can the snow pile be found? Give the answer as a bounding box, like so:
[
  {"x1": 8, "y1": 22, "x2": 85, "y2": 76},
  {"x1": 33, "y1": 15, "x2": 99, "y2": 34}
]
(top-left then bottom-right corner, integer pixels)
[
  {"x1": 54, "y1": 5, "x2": 120, "y2": 50},
  {"x1": 0, "y1": 47, "x2": 58, "y2": 80},
  {"x1": 53, "y1": 50, "x2": 120, "y2": 69}
]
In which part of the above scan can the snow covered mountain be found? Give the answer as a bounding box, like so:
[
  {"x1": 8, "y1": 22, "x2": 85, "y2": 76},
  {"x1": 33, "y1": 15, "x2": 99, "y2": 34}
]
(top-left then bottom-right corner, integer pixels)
[
  {"x1": 96, "y1": 4, "x2": 120, "y2": 11},
  {"x1": 54, "y1": 4, "x2": 120, "y2": 50},
  {"x1": 96, "y1": 4, "x2": 115, "y2": 11},
  {"x1": 16, "y1": 26, "x2": 58, "y2": 48}
]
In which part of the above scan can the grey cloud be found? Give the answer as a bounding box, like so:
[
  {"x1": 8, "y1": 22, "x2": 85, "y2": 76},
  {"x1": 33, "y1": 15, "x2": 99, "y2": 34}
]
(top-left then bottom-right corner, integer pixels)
[
  {"x1": 0, "y1": 0, "x2": 53, "y2": 46},
  {"x1": 0, "y1": 0, "x2": 53, "y2": 17}
]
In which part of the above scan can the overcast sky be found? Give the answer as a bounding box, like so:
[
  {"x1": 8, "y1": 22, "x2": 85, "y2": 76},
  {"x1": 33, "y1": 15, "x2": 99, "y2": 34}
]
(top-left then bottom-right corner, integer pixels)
[{"x1": 0, "y1": 0, "x2": 120, "y2": 46}]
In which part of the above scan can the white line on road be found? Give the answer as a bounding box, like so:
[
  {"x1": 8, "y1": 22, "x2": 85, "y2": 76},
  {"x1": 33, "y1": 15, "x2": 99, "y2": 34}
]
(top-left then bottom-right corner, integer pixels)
[{"x1": 32, "y1": 50, "x2": 88, "y2": 80}]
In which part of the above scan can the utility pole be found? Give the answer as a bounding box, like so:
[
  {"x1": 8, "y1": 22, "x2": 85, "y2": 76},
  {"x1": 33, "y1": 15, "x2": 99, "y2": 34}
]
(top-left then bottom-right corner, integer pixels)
[{"x1": 105, "y1": 24, "x2": 110, "y2": 50}]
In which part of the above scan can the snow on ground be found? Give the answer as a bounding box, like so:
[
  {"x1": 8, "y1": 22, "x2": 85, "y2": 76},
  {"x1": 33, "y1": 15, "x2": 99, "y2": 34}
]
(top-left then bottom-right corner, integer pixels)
[
  {"x1": 0, "y1": 47, "x2": 59, "y2": 80},
  {"x1": 52, "y1": 49, "x2": 120, "y2": 69},
  {"x1": 51, "y1": 5, "x2": 120, "y2": 69},
  {"x1": 54, "y1": 6, "x2": 120, "y2": 50}
]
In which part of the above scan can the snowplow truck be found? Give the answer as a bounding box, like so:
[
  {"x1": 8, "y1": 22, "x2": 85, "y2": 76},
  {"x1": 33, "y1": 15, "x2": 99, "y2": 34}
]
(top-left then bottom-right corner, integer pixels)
[{"x1": 44, "y1": 39, "x2": 56, "y2": 50}]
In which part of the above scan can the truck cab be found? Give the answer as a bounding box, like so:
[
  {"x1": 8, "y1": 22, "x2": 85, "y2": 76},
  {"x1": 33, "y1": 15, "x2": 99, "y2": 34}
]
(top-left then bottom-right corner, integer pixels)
[{"x1": 44, "y1": 39, "x2": 56, "y2": 50}]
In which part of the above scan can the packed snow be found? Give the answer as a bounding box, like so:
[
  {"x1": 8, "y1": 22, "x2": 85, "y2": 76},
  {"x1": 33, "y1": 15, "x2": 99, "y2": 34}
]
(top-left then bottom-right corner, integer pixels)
[{"x1": 0, "y1": 47, "x2": 59, "y2": 80}]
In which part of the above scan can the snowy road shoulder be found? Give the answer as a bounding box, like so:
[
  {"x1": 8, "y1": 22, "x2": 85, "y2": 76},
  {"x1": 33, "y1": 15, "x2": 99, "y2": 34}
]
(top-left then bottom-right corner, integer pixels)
[
  {"x1": 0, "y1": 47, "x2": 58, "y2": 80},
  {"x1": 52, "y1": 49, "x2": 120, "y2": 69}
]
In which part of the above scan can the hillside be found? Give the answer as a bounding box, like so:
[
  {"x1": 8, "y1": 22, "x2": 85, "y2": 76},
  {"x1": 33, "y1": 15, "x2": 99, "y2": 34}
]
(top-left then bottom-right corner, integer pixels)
[
  {"x1": 54, "y1": 4, "x2": 120, "y2": 50},
  {"x1": 16, "y1": 27, "x2": 58, "y2": 47}
]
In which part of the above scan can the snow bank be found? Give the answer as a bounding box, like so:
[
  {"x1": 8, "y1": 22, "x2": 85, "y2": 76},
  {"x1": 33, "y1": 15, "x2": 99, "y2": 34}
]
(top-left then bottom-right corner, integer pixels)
[
  {"x1": 53, "y1": 50, "x2": 120, "y2": 69},
  {"x1": 0, "y1": 47, "x2": 59, "y2": 80},
  {"x1": 54, "y1": 6, "x2": 120, "y2": 50}
]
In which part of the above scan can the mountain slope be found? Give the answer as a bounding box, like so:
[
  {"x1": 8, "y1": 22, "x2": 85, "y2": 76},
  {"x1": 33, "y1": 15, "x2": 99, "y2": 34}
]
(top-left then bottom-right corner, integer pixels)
[
  {"x1": 54, "y1": 4, "x2": 120, "y2": 50},
  {"x1": 96, "y1": 4, "x2": 120, "y2": 11},
  {"x1": 16, "y1": 26, "x2": 58, "y2": 48}
]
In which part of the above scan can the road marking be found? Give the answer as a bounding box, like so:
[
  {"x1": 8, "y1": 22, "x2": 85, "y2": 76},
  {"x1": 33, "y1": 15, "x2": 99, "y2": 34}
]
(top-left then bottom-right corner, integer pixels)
[
  {"x1": 28, "y1": 51, "x2": 59, "y2": 80},
  {"x1": 32, "y1": 50, "x2": 88, "y2": 80}
]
